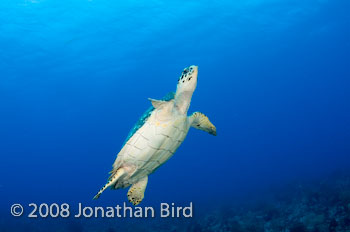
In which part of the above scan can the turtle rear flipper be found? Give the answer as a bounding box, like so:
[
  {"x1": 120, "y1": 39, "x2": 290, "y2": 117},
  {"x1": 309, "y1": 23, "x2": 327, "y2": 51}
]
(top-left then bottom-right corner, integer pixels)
[
  {"x1": 93, "y1": 168, "x2": 126, "y2": 200},
  {"x1": 127, "y1": 176, "x2": 148, "y2": 205}
]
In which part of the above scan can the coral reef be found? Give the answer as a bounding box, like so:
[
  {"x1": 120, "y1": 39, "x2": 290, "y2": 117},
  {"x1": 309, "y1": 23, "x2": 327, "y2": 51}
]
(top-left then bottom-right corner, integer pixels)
[
  {"x1": 191, "y1": 172, "x2": 350, "y2": 232},
  {"x1": 2, "y1": 172, "x2": 350, "y2": 232}
]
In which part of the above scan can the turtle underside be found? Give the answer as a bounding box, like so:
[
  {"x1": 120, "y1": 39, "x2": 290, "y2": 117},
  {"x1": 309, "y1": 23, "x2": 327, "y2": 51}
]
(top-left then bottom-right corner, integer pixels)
[
  {"x1": 93, "y1": 65, "x2": 217, "y2": 205},
  {"x1": 111, "y1": 93, "x2": 189, "y2": 189}
]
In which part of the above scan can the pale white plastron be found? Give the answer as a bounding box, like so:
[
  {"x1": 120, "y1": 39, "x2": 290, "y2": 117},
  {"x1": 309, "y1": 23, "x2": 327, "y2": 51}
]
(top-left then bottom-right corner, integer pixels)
[{"x1": 94, "y1": 65, "x2": 217, "y2": 205}]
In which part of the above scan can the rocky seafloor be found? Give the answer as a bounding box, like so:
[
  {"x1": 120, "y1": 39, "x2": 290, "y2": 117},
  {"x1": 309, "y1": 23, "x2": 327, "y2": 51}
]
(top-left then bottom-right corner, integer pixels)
[
  {"x1": 188, "y1": 172, "x2": 350, "y2": 232},
  {"x1": 2, "y1": 172, "x2": 350, "y2": 232}
]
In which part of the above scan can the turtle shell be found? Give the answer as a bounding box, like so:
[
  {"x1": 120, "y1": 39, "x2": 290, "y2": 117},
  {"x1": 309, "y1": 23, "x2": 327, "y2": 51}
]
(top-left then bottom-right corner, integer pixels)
[{"x1": 123, "y1": 92, "x2": 175, "y2": 146}]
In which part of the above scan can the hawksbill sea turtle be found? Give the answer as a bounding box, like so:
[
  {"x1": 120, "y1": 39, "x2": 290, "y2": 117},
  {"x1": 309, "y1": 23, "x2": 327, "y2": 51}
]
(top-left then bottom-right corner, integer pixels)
[{"x1": 93, "y1": 65, "x2": 216, "y2": 205}]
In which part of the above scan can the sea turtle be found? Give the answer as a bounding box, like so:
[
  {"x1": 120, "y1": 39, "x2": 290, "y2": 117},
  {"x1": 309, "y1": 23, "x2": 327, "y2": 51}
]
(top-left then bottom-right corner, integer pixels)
[{"x1": 93, "y1": 65, "x2": 216, "y2": 205}]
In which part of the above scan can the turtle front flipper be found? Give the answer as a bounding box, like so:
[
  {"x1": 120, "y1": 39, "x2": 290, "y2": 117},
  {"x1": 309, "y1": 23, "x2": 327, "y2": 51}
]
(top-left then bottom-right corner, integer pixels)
[
  {"x1": 127, "y1": 176, "x2": 148, "y2": 205},
  {"x1": 189, "y1": 112, "x2": 217, "y2": 136}
]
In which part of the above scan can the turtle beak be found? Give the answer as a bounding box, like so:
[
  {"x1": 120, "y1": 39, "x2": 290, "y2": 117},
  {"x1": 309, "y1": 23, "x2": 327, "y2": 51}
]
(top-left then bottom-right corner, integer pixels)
[
  {"x1": 177, "y1": 65, "x2": 198, "y2": 92},
  {"x1": 182, "y1": 65, "x2": 197, "y2": 75},
  {"x1": 189, "y1": 65, "x2": 197, "y2": 72}
]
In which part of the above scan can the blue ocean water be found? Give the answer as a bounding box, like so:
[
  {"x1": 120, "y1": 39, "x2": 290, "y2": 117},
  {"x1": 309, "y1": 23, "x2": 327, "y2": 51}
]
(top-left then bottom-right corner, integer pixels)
[{"x1": 0, "y1": 0, "x2": 349, "y2": 231}]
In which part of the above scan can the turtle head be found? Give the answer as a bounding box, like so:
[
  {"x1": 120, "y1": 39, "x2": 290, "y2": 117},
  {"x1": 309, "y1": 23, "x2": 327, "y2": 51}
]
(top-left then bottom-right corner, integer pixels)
[
  {"x1": 174, "y1": 65, "x2": 198, "y2": 114},
  {"x1": 176, "y1": 65, "x2": 198, "y2": 94}
]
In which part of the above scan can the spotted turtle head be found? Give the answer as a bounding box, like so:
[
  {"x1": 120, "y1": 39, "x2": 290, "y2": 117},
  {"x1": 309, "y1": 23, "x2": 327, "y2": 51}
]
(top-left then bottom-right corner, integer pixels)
[{"x1": 176, "y1": 65, "x2": 198, "y2": 94}]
